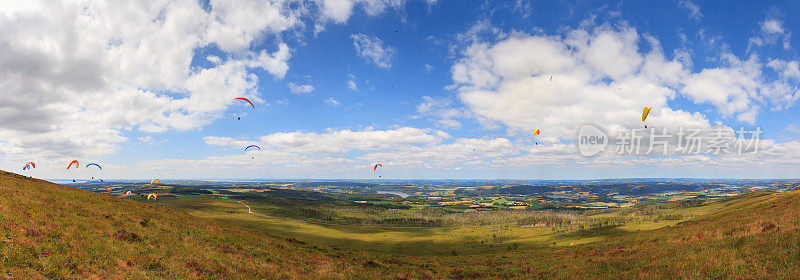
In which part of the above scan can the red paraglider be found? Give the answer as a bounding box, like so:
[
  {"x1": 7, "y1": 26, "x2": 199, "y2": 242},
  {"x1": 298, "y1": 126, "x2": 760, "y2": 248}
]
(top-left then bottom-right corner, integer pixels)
[{"x1": 234, "y1": 97, "x2": 255, "y2": 109}]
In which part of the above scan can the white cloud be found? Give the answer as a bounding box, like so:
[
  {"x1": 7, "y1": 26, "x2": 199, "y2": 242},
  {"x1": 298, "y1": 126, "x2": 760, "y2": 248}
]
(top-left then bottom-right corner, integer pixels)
[
  {"x1": 351, "y1": 33, "x2": 397, "y2": 69},
  {"x1": 679, "y1": 0, "x2": 703, "y2": 21},
  {"x1": 416, "y1": 96, "x2": 469, "y2": 129},
  {"x1": 767, "y1": 59, "x2": 800, "y2": 81},
  {"x1": 451, "y1": 21, "x2": 800, "y2": 138},
  {"x1": 206, "y1": 127, "x2": 450, "y2": 155},
  {"x1": 0, "y1": 0, "x2": 408, "y2": 170},
  {"x1": 324, "y1": 97, "x2": 341, "y2": 106},
  {"x1": 315, "y1": 0, "x2": 404, "y2": 23},
  {"x1": 347, "y1": 74, "x2": 358, "y2": 91},
  {"x1": 288, "y1": 82, "x2": 315, "y2": 94},
  {"x1": 749, "y1": 18, "x2": 791, "y2": 50}
]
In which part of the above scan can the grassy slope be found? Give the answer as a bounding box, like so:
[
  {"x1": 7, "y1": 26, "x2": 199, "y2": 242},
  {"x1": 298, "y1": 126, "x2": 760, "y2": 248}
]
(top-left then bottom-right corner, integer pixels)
[
  {"x1": 413, "y1": 191, "x2": 800, "y2": 279},
  {"x1": 0, "y1": 171, "x2": 394, "y2": 279},
  {"x1": 2, "y1": 171, "x2": 799, "y2": 279}
]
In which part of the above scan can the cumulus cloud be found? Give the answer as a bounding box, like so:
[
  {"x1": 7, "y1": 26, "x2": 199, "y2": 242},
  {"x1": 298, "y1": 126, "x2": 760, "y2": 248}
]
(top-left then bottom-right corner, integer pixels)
[
  {"x1": 0, "y1": 0, "x2": 304, "y2": 164},
  {"x1": 450, "y1": 21, "x2": 800, "y2": 139},
  {"x1": 206, "y1": 127, "x2": 450, "y2": 155},
  {"x1": 351, "y1": 33, "x2": 397, "y2": 68},
  {"x1": 0, "y1": 0, "x2": 404, "y2": 171}
]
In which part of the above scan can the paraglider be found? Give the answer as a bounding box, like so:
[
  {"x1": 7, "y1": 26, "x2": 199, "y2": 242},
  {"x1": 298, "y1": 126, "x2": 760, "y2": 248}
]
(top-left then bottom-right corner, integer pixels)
[
  {"x1": 642, "y1": 107, "x2": 651, "y2": 128},
  {"x1": 67, "y1": 160, "x2": 79, "y2": 169},
  {"x1": 234, "y1": 97, "x2": 255, "y2": 109},
  {"x1": 245, "y1": 145, "x2": 261, "y2": 159},
  {"x1": 533, "y1": 129, "x2": 541, "y2": 145},
  {"x1": 150, "y1": 179, "x2": 160, "y2": 185},
  {"x1": 86, "y1": 163, "x2": 102, "y2": 170},
  {"x1": 373, "y1": 164, "x2": 382, "y2": 171},
  {"x1": 95, "y1": 179, "x2": 104, "y2": 182},
  {"x1": 22, "y1": 162, "x2": 35, "y2": 170},
  {"x1": 124, "y1": 191, "x2": 133, "y2": 197},
  {"x1": 468, "y1": 135, "x2": 476, "y2": 139},
  {"x1": 244, "y1": 145, "x2": 260, "y2": 151},
  {"x1": 147, "y1": 193, "x2": 157, "y2": 200}
]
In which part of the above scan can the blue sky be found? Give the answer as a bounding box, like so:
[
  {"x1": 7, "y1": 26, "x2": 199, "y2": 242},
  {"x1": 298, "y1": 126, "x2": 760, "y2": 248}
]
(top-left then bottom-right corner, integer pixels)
[{"x1": 2, "y1": 0, "x2": 800, "y2": 179}]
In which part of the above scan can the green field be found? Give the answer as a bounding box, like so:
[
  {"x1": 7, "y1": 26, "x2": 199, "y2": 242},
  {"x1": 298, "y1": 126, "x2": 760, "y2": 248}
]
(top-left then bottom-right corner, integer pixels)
[{"x1": 147, "y1": 194, "x2": 725, "y2": 256}]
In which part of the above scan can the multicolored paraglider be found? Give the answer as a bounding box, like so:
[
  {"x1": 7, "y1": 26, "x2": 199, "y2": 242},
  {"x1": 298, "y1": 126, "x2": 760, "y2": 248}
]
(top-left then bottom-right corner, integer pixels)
[
  {"x1": 147, "y1": 193, "x2": 157, "y2": 200},
  {"x1": 125, "y1": 191, "x2": 133, "y2": 197},
  {"x1": 22, "y1": 162, "x2": 35, "y2": 170},
  {"x1": 373, "y1": 164, "x2": 383, "y2": 178},
  {"x1": 533, "y1": 129, "x2": 541, "y2": 145},
  {"x1": 150, "y1": 179, "x2": 160, "y2": 185},
  {"x1": 642, "y1": 107, "x2": 651, "y2": 128},
  {"x1": 468, "y1": 135, "x2": 476, "y2": 139},
  {"x1": 67, "y1": 160, "x2": 79, "y2": 169},
  {"x1": 86, "y1": 163, "x2": 102, "y2": 170}
]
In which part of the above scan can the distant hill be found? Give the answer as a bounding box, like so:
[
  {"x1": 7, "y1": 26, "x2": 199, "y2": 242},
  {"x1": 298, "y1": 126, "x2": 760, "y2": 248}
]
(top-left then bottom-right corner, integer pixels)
[{"x1": 2, "y1": 170, "x2": 799, "y2": 279}]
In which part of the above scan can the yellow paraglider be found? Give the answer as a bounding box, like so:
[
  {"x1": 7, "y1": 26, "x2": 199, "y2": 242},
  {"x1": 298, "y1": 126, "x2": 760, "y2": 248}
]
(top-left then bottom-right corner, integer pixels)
[
  {"x1": 533, "y1": 129, "x2": 541, "y2": 145},
  {"x1": 642, "y1": 107, "x2": 652, "y2": 128},
  {"x1": 147, "y1": 193, "x2": 157, "y2": 200},
  {"x1": 150, "y1": 179, "x2": 160, "y2": 185}
]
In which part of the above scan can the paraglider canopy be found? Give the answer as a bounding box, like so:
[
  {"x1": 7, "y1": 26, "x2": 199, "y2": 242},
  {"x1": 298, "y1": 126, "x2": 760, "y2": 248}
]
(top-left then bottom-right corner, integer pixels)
[
  {"x1": 23, "y1": 162, "x2": 35, "y2": 170},
  {"x1": 86, "y1": 163, "x2": 102, "y2": 170},
  {"x1": 151, "y1": 179, "x2": 160, "y2": 185},
  {"x1": 67, "y1": 160, "x2": 79, "y2": 169},
  {"x1": 373, "y1": 164, "x2": 382, "y2": 171},
  {"x1": 244, "y1": 145, "x2": 261, "y2": 151},
  {"x1": 147, "y1": 193, "x2": 157, "y2": 200},
  {"x1": 468, "y1": 135, "x2": 476, "y2": 139},
  {"x1": 125, "y1": 191, "x2": 133, "y2": 197},
  {"x1": 234, "y1": 97, "x2": 255, "y2": 109},
  {"x1": 533, "y1": 130, "x2": 540, "y2": 136},
  {"x1": 642, "y1": 107, "x2": 651, "y2": 122}
]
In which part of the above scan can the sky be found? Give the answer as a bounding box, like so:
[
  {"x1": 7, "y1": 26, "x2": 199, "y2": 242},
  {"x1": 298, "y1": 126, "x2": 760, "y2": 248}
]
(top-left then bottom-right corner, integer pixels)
[{"x1": 2, "y1": 0, "x2": 800, "y2": 180}]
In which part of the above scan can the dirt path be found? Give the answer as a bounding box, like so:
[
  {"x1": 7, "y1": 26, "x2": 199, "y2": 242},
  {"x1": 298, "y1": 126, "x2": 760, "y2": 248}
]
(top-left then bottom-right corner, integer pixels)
[{"x1": 237, "y1": 201, "x2": 267, "y2": 217}]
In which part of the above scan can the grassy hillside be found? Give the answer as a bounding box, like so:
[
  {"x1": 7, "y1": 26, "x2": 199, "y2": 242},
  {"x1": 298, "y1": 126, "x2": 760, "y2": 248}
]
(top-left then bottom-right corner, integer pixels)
[
  {"x1": 2, "y1": 171, "x2": 799, "y2": 279},
  {"x1": 0, "y1": 171, "x2": 393, "y2": 279},
  {"x1": 409, "y1": 191, "x2": 800, "y2": 279}
]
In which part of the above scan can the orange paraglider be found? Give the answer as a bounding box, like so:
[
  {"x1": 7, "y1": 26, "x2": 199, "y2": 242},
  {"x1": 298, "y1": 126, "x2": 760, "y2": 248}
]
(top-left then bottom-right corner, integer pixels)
[
  {"x1": 67, "y1": 160, "x2": 79, "y2": 169},
  {"x1": 147, "y1": 193, "x2": 157, "y2": 200},
  {"x1": 642, "y1": 107, "x2": 652, "y2": 128}
]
